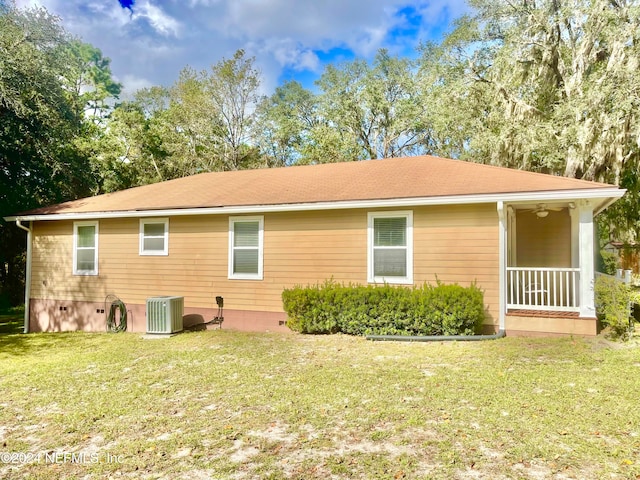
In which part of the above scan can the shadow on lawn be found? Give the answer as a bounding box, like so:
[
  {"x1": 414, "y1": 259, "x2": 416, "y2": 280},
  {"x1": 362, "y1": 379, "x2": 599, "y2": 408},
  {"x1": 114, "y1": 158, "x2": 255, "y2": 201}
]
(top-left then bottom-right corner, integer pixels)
[
  {"x1": 0, "y1": 314, "x2": 24, "y2": 334},
  {"x1": 0, "y1": 330, "x2": 90, "y2": 356},
  {"x1": 0, "y1": 314, "x2": 79, "y2": 356}
]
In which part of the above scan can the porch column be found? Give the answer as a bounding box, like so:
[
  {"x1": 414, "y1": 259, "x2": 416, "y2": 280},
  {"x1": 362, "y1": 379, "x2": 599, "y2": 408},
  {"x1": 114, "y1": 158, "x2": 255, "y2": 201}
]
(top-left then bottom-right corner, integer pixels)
[
  {"x1": 569, "y1": 206, "x2": 579, "y2": 268},
  {"x1": 577, "y1": 200, "x2": 596, "y2": 317}
]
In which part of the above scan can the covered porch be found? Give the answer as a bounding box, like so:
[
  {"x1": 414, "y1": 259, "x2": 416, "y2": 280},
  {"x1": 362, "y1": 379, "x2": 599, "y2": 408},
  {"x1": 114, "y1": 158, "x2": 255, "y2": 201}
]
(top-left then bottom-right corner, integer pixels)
[{"x1": 498, "y1": 199, "x2": 601, "y2": 335}]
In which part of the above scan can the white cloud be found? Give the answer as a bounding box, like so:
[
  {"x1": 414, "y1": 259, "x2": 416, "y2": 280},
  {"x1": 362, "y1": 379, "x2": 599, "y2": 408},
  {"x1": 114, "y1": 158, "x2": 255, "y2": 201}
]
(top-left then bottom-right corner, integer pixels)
[
  {"x1": 351, "y1": 25, "x2": 390, "y2": 57},
  {"x1": 118, "y1": 74, "x2": 154, "y2": 98},
  {"x1": 11, "y1": 0, "x2": 469, "y2": 97},
  {"x1": 14, "y1": 0, "x2": 40, "y2": 8},
  {"x1": 418, "y1": 0, "x2": 470, "y2": 24},
  {"x1": 187, "y1": 0, "x2": 222, "y2": 6},
  {"x1": 295, "y1": 49, "x2": 321, "y2": 72},
  {"x1": 257, "y1": 38, "x2": 321, "y2": 72},
  {"x1": 134, "y1": 1, "x2": 181, "y2": 37},
  {"x1": 221, "y1": 0, "x2": 407, "y2": 52}
]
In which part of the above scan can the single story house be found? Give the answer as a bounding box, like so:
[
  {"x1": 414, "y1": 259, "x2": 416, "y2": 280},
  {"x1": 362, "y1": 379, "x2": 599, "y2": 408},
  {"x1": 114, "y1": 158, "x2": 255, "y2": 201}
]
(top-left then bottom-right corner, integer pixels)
[{"x1": 5, "y1": 155, "x2": 625, "y2": 336}]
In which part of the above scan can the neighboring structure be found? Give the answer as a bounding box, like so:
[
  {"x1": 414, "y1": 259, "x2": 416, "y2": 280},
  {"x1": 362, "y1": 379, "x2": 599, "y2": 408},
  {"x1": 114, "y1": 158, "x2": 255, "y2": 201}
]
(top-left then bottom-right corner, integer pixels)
[
  {"x1": 603, "y1": 241, "x2": 640, "y2": 275},
  {"x1": 5, "y1": 156, "x2": 625, "y2": 336}
]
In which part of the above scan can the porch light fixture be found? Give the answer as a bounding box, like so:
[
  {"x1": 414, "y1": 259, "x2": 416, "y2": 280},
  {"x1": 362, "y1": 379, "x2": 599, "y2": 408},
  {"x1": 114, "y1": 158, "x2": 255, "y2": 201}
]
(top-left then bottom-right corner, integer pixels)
[{"x1": 536, "y1": 210, "x2": 549, "y2": 218}]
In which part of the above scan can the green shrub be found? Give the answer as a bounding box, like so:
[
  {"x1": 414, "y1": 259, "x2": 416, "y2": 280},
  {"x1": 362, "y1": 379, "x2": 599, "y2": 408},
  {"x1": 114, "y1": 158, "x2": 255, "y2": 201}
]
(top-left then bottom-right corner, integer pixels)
[
  {"x1": 282, "y1": 280, "x2": 485, "y2": 336},
  {"x1": 598, "y1": 250, "x2": 619, "y2": 276},
  {"x1": 594, "y1": 275, "x2": 632, "y2": 339},
  {"x1": 281, "y1": 280, "x2": 340, "y2": 334}
]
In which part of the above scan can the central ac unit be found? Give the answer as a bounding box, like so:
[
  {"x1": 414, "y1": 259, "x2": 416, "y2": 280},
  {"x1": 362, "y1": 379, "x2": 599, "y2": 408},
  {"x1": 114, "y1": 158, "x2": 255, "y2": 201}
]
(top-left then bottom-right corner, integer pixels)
[{"x1": 146, "y1": 296, "x2": 184, "y2": 334}]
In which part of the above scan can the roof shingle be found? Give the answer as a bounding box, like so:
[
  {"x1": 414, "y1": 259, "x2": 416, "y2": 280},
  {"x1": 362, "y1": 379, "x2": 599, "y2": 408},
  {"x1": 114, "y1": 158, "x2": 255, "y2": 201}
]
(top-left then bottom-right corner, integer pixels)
[{"x1": 19, "y1": 155, "x2": 617, "y2": 216}]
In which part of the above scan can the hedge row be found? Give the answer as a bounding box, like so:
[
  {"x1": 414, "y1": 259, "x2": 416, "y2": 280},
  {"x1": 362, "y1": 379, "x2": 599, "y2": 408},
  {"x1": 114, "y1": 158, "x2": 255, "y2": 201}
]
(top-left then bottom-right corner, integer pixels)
[{"x1": 282, "y1": 280, "x2": 485, "y2": 336}]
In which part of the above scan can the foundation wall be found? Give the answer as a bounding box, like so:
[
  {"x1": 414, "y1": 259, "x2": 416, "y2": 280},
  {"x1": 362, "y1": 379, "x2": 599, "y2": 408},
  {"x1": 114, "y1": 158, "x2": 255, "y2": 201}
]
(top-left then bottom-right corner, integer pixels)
[
  {"x1": 29, "y1": 299, "x2": 288, "y2": 333},
  {"x1": 505, "y1": 313, "x2": 597, "y2": 336}
]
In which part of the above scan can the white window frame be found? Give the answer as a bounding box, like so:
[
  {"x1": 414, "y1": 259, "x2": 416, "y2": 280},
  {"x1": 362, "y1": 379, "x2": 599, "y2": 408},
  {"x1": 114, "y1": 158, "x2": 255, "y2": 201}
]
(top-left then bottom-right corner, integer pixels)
[
  {"x1": 367, "y1": 211, "x2": 413, "y2": 284},
  {"x1": 139, "y1": 218, "x2": 169, "y2": 256},
  {"x1": 228, "y1": 216, "x2": 264, "y2": 280},
  {"x1": 73, "y1": 221, "x2": 99, "y2": 276}
]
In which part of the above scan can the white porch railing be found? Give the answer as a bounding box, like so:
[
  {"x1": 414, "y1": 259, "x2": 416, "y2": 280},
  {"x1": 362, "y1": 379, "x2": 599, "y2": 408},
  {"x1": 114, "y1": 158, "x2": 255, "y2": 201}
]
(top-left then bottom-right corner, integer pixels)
[{"x1": 507, "y1": 267, "x2": 580, "y2": 312}]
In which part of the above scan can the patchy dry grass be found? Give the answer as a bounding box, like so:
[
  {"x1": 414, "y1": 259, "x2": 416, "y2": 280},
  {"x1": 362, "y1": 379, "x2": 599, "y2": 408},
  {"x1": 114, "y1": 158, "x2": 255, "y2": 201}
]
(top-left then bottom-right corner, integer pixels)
[{"x1": 0, "y1": 330, "x2": 639, "y2": 479}]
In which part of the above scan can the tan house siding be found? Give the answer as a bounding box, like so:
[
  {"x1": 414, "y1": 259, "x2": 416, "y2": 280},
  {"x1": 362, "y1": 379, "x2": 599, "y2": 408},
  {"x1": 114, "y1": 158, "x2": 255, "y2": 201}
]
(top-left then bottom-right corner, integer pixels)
[
  {"x1": 413, "y1": 204, "x2": 499, "y2": 328},
  {"x1": 516, "y1": 209, "x2": 571, "y2": 268},
  {"x1": 29, "y1": 204, "x2": 500, "y2": 332}
]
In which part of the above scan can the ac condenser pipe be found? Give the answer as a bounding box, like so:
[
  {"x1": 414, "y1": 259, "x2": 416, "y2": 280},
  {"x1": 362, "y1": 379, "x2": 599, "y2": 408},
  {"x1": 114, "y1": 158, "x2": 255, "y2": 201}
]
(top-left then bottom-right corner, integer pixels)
[{"x1": 366, "y1": 330, "x2": 506, "y2": 342}]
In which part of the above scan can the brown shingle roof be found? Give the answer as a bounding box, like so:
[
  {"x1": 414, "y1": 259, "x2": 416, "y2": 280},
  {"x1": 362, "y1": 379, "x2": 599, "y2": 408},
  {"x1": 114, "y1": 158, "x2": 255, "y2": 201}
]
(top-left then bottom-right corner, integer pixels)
[{"x1": 18, "y1": 156, "x2": 617, "y2": 216}]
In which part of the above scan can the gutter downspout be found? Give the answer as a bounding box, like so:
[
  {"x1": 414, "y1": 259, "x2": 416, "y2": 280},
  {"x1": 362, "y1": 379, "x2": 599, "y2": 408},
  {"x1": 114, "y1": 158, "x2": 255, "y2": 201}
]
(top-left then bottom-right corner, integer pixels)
[
  {"x1": 16, "y1": 220, "x2": 31, "y2": 334},
  {"x1": 497, "y1": 201, "x2": 507, "y2": 332},
  {"x1": 366, "y1": 330, "x2": 506, "y2": 342}
]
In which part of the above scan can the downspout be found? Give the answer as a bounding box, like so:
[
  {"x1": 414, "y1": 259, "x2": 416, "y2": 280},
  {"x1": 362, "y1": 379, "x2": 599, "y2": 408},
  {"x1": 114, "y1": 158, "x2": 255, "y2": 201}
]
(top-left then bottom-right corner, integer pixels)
[
  {"x1": 16, "y1": 220, "x2": 32, "y2": 333},
  {"x1": 497, "y1": 201, "x2": 507, "y2": 332}
]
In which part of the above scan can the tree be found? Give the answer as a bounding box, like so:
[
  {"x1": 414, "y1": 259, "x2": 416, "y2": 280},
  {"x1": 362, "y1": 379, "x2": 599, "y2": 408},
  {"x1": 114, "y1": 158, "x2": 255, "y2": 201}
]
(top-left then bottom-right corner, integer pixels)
[
  {"x1": 415, "y1": 41, "x2": 485, "y2": 161},
  {"x1": 207, "y1": 49, "x2": 262, "y2": 170},
  {"x1": 255, "y1": 80, "x2": 362, "y2": 165},
  {"x1": 0, "y1": 3, "x2": 119, "y2": 306},
  {"x1": 92, "y1": 101, "x2": 159, "y2": 192},
  {"x1": 93, "y1": 50, "x2": 265, "y2": 194},
  {"x1": 421, "y1": 0, "x2": 640, "y2": 240},
  {"x1": 153, "y1": 68, "x2": 224, "y2": 176},
  {"x1": 63, "y1": 39, "x2": 122, "y2": 122},
  {"x1": 315, "y1": 49, "x2": 428, "y2": 160},
  {"x1": 256, "y1": 50, "x2": 432, "y2": 165},
  {"x1": 255, "y1": 80, "x2": 320, "y2": 166}
]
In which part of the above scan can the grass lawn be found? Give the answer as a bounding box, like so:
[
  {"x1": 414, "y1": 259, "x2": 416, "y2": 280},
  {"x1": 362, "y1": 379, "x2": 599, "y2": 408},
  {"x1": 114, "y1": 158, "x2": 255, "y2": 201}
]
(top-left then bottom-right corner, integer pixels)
[
  {"x1": 0, "y1": 329, "x2": 639, "y2": 479},
  {"x1": 0, "y1": 310, "x2": 23, "y2": 335}
]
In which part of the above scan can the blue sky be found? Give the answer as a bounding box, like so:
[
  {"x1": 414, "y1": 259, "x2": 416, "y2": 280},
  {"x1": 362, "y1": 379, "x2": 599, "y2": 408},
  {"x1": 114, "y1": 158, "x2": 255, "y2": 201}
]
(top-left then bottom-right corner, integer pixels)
[{"x1": 16, "y1": 0, "x2": 469, "y2": 97}]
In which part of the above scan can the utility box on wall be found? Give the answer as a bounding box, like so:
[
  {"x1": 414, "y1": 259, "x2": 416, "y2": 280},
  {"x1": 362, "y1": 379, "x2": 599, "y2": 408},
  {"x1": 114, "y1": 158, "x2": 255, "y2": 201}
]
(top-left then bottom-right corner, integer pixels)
[{"x1": 146, "y1": 296, "x2": 184, "y2": 334}]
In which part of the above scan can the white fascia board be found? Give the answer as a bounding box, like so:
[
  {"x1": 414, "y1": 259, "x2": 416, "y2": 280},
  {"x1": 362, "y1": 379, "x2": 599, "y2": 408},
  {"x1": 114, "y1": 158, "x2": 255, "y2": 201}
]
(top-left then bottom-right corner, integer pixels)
[{"x1": 5, "y1": 187, "x2": 625, "y2": 222}]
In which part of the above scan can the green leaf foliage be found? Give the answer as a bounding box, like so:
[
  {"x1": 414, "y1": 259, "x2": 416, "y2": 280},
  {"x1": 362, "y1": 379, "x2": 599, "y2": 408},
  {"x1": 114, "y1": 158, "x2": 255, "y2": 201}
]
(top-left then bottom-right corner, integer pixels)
[
  {"x1": 0, "y1": 3, "x2": 119, "y2": 305},
  {"x1": 255, "y1": 49, "x2": 431, "y2": 165},
  {"x1": 598, "y1": 250, "x2": 619, "y2": 276},
  {"x1": 93, "y1": 50, "x2": 264, "y2": 193},
  {"x1": 418, "y1": 0, "x2": 640, "y2": 242},
  {"x1": 282, "y1": 280, "x2": 485, "y2": 336},
  {"x1": 594, "y1": 275, "x2": 632, "y2": 339}
]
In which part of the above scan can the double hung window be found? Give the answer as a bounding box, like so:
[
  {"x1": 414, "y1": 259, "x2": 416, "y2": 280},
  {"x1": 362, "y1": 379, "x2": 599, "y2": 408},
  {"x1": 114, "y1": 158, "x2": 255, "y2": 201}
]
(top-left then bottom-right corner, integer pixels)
[
  {"x1": 367, "y1": 211, "x2": 413, "y2": 284},
  {"x1": 229, "y1": 216, "x2": 264, "y2": 280},
  {"x1": 73, "y1": 221, "x2": 99, "y2": 275},
  {"x1": 140, "y1": 218, "x2": 169, "y2": 256}
]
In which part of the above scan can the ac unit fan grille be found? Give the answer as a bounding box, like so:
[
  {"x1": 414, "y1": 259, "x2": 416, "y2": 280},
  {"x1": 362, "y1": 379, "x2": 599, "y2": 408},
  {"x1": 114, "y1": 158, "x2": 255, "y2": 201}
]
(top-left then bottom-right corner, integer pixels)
[{"x1": 146, "y1": 296, "x2": 184, "y2": 334}]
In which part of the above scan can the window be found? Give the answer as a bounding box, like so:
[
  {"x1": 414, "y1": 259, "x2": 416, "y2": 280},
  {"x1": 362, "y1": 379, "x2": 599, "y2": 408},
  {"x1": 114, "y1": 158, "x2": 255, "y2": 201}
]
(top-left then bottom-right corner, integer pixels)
[
  {"x1": 229, "y1": 216, "x2": 264, "y2": 280},
  {"x1": 73, "y1": 221, "x2": 99, "y2": 275},
  {"x1": 368, "y1": 211, "x2": 413, "y2": 284},
  {"x1": 140, "y1": 218, "x2": 169, "y2": 256}
]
